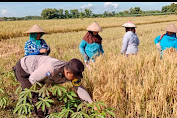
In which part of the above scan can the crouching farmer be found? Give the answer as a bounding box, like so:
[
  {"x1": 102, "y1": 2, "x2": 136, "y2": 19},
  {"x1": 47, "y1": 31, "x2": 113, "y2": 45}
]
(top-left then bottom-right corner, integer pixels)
[{"x1": 13, "y1": 55, "x2": 93, "y2": 118}]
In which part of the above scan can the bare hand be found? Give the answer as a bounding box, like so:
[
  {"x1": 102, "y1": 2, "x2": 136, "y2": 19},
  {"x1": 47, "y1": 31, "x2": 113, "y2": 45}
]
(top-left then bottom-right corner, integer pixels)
[
  {"x1": 156, "y1": 43, "x2": 162, "y2": 51},
  {"x1": 40, "y1": 48, "x2": 47, "y2": 53}
]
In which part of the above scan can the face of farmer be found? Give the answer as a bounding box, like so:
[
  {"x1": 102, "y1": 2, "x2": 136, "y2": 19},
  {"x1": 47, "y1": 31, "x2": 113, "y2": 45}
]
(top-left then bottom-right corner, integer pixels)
[
  {"x1": 125, "y1": 27, "x2": 136, "y2": 33},
  {"x1": 93, "y1": 31, "x2": 98, "y2": 36},
  {"x1": 36, "y1": 33, "x2": 42, "y2": 40},
  {"x1": 64, "y1": 67, "x2": 75, "y2": 81},
  {"x1": 167, "y1": 31, "x2": 174, "y2": 36}
]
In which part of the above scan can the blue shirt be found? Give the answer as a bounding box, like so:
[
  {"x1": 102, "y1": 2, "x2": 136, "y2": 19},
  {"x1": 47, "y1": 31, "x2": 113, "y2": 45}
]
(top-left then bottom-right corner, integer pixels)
[
  {"x1": 24, "y1": 39, "x2": 49, "y2": 56},
  {"x1": 79, "y1": 39, "x2": 104, "y2": 62},
  {"x1": 154, "y1": 33, "x2": 177, "y2": 51}
]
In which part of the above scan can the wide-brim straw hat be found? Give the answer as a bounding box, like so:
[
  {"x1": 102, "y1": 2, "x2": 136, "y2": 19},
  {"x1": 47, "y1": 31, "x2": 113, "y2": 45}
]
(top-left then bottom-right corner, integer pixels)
[
  {"x1": 161, "y1": 23, "x2": 177, "y2": 33},
  {"x1": 24, "y1": 24, "x2": 46, "y2": 33},
  {"x1": 86, "y1": 21, "x2": 103, "y2": 32},
  {"x1": 122, "y1": 21, "x2": 137, "y2": 28}
]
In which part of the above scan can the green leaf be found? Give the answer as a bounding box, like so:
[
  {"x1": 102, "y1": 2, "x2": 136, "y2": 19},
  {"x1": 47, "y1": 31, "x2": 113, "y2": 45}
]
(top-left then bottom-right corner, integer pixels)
[
  {"x1": 77, "y1": 103, "x2": 84, "y2": 111},
  {"x1": 19, "y1": 115, "x2": 27, "y2": 118},
  {"x1": 90, "y1": 114, "x2": 104, "y2": 118},
  {"x1": 70, "y1": 112, "x2": 79, "y2": 118},
  {"x1": 74, "y1": 103, "x2": 78, "y2": 108},
  {"x1": 69, "y1": 91, "x2": 77, "y2": 97},
  {"x1": 13, "y1": 105, "x2": 21, "y2": 114},
  {"x1": 59, "y1": 86, "x2": 67, "y2": 93},
  {"x1": 105, "y1": 109, "x2": 116, "y2": 117},
  {"x1": 46, "y1": 99, "x2": 54, "y2": 103},
  {"x1": 57, "y1": 88, "x2": 61, "y2": 96},
  {"x1": 36, "y1": 101, "x2": 43, "y2": 110},
  {"x1": 16, "y1": 98, "x2": 25, "y2": 106},
  {"x1": 100, "y1": 111, "x2": 106, "y2": 116},
  {"x1": 67, "y1": 94, "x2": 73, "y2": 100},
  {"x1": 0, "y1": 88, "x2": 4, "y2": 94},
  {"x1": 42, "y1": 102, "x2": 45, "y2": 111},
  {"x1": 24, "y1": 105, "x2": 27, "y2": 114},
  {"x1": 45, "y1": 101, "x2": 51, "y2": 108},
  {"x1": 18, "y1": 107, "x2": 23, "y2": 115},
  {"x1": 52, "y1": 87, "x2": 57, "y2": 96},
  {"x1": 15, "y1": 86, "x2": 22, "y2": 94},
  {"x1": 97, "y1": 101, "x2": 106, "y2": 107},
  {"x1": 80, "y1": 111, "x2": 90, "y2": 118},
  {"x1": 63, "y1": 96, "x2": 67, "y2": 103}
]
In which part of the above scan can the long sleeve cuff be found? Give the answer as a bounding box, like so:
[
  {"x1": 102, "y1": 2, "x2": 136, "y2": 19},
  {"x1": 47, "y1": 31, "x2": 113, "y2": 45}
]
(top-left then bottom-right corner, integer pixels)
[{"x1": 76, "y1": 86, "x2": 93, "y2": 103}]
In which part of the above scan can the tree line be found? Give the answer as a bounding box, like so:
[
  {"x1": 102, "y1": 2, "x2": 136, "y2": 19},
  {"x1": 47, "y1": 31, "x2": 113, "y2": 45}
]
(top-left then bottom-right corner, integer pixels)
[{"x1": 0, "y1": 3, "x2": 177, "y2": 21}]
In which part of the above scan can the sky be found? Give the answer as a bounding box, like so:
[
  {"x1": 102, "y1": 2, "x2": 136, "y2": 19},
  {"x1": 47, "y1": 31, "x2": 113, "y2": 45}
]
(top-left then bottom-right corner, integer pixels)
[{"x1": 0, "y1": 2, "x2": 176, "y2": 17}]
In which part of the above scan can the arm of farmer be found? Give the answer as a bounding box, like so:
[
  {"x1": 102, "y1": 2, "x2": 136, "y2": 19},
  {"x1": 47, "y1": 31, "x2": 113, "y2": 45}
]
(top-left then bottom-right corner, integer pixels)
[
  {"x1": 137, "y1": 37, "x2": 140, "y2": 46},
  {"x1": 120, "y1": 34, "x2": 129, "y2": 54},
  {"x1": 40, "y1": 39, "x2": 49, "y2": 50},
  {"x1": 72, "y1": 79, "x2": 93, "y2": 103},
  {"x1": 24, "y1": 42, "x2": 40, "y2": 56},
  {"x1": 79, "y1": 40, "x2": 89, "y2": 61},
  {"x1": 100, "y1": 44, "x2": 104, "y2": 54},
  {"x1": 154, "y1": 35, "x2": 162, "y2": 51}
]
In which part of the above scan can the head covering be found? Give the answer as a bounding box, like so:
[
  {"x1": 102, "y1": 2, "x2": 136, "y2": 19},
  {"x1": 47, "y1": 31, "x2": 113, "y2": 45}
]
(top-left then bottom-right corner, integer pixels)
[
  {"x1": 24, "y1": 24, "x2": 46, "y2": 34},
  {"x1": 67, "y1": 58, "x2": 84, "y2": 80},
  {"x1": 29, "y1": 33, "x2": 44, "y2": 47},
  {"x1": 162, "y1": 23, "x2": 177, "y2": 33},
  {"x1": 86, "y1": 21, "x2": 103, "y2": 32},
  {"x1": 83, "y1": 31, "x2": 102, "y2": 44},
  {"x1": 122, "y1": 21, "x2": 137, "y2": 28}
]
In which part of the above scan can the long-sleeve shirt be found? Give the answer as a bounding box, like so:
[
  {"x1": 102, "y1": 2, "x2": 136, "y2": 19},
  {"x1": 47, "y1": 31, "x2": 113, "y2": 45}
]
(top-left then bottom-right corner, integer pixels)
[
  {"x1": 154, "y1": 33, "x2": 177, "y2": 51},
  {"x1": 24, "y1": 39, "x2": 49, "y2": 56},
  {"x1": 120, "y1": 31, "x2": 140, "y2": 54},
  {"x1": 20, "y1": 55, "x2": 93, "y2": 103},
  {"x1": 79, "y1": 39, "x2": 104, "y2": 61}
]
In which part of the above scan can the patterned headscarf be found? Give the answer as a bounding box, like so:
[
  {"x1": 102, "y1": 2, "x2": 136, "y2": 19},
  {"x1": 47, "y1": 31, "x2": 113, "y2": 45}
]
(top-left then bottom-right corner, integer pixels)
[
  {"x1": 29, "y1": 33, "x2": 44, "y2": 47},
  {"x1": 82, "y1": 31, "x2": 102, "y2": 44}
]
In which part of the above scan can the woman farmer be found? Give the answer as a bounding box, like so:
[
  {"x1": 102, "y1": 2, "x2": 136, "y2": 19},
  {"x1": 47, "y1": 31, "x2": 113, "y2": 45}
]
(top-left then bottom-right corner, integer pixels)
[
  {"x1": 120, "y1": 21, "x2": 140, "y2": 56},
  {"x1": 79, "y1": 21, "x2": 104, "y2": 66},
  {"x1": 24, "y1": 24, "x2": 50, "y2": 56},
  {"x1": 154, "y1": 23, "x2": 177, "y2": 53}
]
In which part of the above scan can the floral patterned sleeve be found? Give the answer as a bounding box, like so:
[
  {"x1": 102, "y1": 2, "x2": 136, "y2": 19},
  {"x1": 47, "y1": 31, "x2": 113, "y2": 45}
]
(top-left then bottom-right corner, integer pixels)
[{"x1": 24, "y1": 40, "x2": 40, "y2": 56}]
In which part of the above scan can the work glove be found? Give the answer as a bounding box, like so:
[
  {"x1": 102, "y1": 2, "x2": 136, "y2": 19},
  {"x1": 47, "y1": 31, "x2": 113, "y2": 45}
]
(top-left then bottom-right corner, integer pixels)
[
  {"x1": 83, "y1": 53, "x2": 89, "y2": 60},
  {"x1": 156, "y1": 43, "x2": 162, "y2": 51}
]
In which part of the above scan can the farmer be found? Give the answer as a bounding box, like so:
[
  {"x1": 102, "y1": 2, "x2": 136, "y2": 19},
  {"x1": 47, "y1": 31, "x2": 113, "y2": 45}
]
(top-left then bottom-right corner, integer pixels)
[
  {"x1": 154, "y1": 23, "x2": 177, "y2": 53},
  {"x1": 13, "y1": 55, "x2": 93, "y2": 118},
  {"x1": 24, "y1": 24, "x2": 50, "y2": 56},
  {"x1": 120, "y1": 21, "x2": 140, "y2": 56},
  {"x1": 79, "y1": 21, "x2": 104, "y2": 67}
]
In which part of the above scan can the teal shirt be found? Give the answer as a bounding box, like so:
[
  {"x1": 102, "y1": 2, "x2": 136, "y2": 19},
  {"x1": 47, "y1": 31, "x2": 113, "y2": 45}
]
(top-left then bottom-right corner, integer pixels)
[
  {"x1": 154, "y1": 33, "x2": 177, "y2": 51},
  {"x1": 79, "y1": 39, "x2": 104, "y2": 62}
]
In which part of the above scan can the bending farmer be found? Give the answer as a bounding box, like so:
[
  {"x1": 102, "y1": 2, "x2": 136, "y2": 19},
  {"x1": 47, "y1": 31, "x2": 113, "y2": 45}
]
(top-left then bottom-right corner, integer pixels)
[{"x1": 13, "y1": 55, "x2": 93, "y2": 118}]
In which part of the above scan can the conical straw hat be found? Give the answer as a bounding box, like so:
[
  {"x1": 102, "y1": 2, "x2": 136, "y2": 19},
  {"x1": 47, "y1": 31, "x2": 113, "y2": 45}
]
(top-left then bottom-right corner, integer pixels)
[
  {"x1": 24, "y1": 24, "x2": 46, "y2": 33},
  {"x1": 86, "y1": 21, "x2": 103, "y2": 32},
  {"x1": 122, "y1": 21, "x2": 137, "y2": 28},
  {"x1": 161, "y1": 23, "x2": 177, "y2": 33}
]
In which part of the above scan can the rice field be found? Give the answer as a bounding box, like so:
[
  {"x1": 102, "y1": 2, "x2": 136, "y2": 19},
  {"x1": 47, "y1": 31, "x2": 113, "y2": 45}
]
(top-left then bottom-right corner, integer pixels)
[{"x1": 1, "y1": 15, "x2": 177, "y2": 117}]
